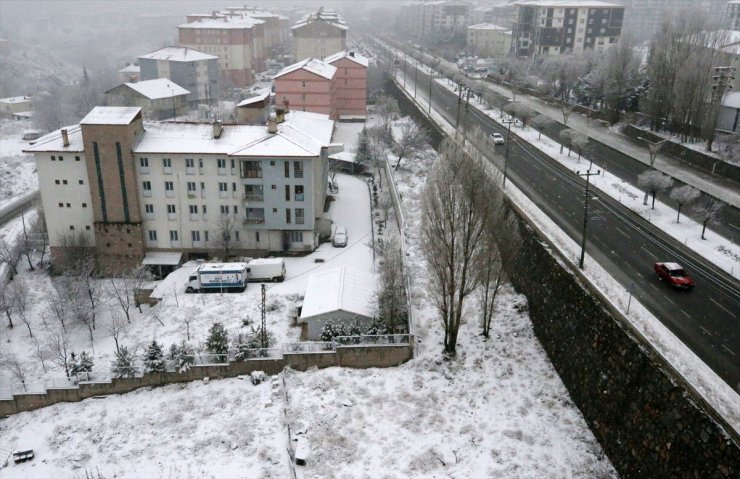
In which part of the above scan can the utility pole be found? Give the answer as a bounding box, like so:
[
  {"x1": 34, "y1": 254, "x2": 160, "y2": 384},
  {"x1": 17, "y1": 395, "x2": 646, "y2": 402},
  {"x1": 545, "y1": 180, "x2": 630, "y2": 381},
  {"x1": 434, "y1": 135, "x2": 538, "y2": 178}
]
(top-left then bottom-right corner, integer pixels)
[
  {"x1": 260, "y1": 283, "x2": 267, "y2": 348},
  {"x1": 413, "y1": 62, "x2": 418, "y2": 99},
  {"x1": 403, "y1": 57, "x2": 407, "y2": 89},
  {"x1": 501, "y1": 118, "x2": 516, "y2": 189},
  {"x1": 455, "y1": 81, "x2": 464, "y2": 131},
  {"x1": 428, "y1": 72, "x2": 433, "y2": 115},
  {"x1": 576, "y1": 168, "x2": 601, "y2": 269},
  {"x1": 707, "y1": 66, "x2": 735, "y2": 151}
]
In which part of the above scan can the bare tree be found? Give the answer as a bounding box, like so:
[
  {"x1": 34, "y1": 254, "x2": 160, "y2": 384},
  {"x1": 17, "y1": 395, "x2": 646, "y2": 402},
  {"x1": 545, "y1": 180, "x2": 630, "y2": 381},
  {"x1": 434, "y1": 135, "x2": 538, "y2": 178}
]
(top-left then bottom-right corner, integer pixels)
[
  {"x1": 571, "y1": 133, "x2": 590, "y2": 162},
  {"x1": 393, "y1": 121, "x2": 430, "y2": 170},
  {"x1": 692, "y1": 198, "x2": 724, "y2": 240},
  {"x1": 31, "y1": 335, "x2": 49, "y2": 373},
  {"x1": 70, "y1": 258, "x2": 103, "y2": 331},
  {"x1": 421, "y1": 139, "x2": 490, "y2": 355},
  {"x1": 560, "y1": 104, "x2": 575, "y2": 127},
  {"x1": 58, "y1": 276, "x2": 95, "y2": 345},
  {"x1": 497, "y1": 57, "x2": 529, "y2": 101},
  {"x1": 47, "y1": 327, "x2": 73, "y2": 378},
  {"x1": 669, "y1": 185, "x2": 701, "y2": 223},
  {"x1": 182, "y1": 306, "x2": 198, "y2": 342},
  {"x1": 1, "y1": 355, "x2": 29, "y2": 391},
  {"x1": 559, "y1": 129, "x2": 575, "y2": 155},
  {"x1": 375, "y1": 94, "x2": 400, "y2": 132},
  {"x1": 33, "y1": 208, "x2": 48, "y2": 268},
  {"x1": 503, "y1": 102, "x2": 535, "y2": 128},
  {"x1": 10, "y1": 279, "x2": 32, "y2": 338},
  {"x1": 0, "y1": 284, "x2": 13, "y2": 328},
  {"x1": 638, "y1": 170, "x2": 674, "y2": 209},
  {"x1": 215, "y1": 215, "x2": 235, "y2": 260},
  {"x1": 531, "y1": 114, "x2": 554, "y2": 140},
  {"x1": 19, "y1": 213, "x2": 35, "y2": 271},
  {"x1": 376, "y1": 235, "x2": 407, "y2": 334},
  {"x1": 105, "y1": 309, "x2": 129, "y2": 354},
  {"x1": 47, "y1": 288, "x2": 70, "y2": 332},
  {"x1": 109, "y1": 267, "x2": 145, "y2": 323},
  {"x1": 54, "y1": 231, "x2": 94, "y2": 273},
  {"x1": 0, "y1": 238, "x2": 20, "y2": 277},
  {"x1": 589, "y1": 33, "x2": 642, "y2": 123}
]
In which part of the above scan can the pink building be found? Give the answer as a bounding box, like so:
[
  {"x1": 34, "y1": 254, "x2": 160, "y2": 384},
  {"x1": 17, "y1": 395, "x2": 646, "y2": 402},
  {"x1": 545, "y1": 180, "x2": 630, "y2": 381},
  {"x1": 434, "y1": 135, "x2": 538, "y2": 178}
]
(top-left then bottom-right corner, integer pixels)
[
  {"x1": 325, "y1": 51, "x2": 368, "y2": 119},
  {"x1": 273, "y1": 58, "x2": 338, "y2": 120}
]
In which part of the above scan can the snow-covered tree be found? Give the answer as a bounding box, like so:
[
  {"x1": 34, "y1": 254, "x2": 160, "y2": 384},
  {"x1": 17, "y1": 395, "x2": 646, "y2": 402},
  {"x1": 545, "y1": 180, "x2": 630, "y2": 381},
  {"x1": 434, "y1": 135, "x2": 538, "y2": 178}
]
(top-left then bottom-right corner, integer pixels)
[
  {"x1": 320, "y1": 320, "x2": 347, "y2": 342},
  {"x1": 168, "y1": 341, "x2": 195, "y2": 373},
  {"x1": 692, "y1": 198, "x2": 724, "y2": 240},
  {"x1": 143, "y1": 340, "x2": 166, "y2": 373},
  {"x1": 669, "y1": 185, "x2": 701, "y2": 223},
  {"x1": 531, "y1": 114, "x2": 553, "y2": 140},
  {"x1": 205, "y1": 322, "x2": 229, "y2": 355},
  {"x1": 638, "y1": 170, "x2": 674, "y2": 209},
  {"x1": 376, "y1": 235, "x2": 407, "y2": 334},
  {"x1": 70, "y1": 351, "x2": 93, "y2": 376},
  {"x1": 47, "y1": 328, "x2": 73, "y2": 378},
  {"x1": 111, "y1": 346, "x2": 136, "y2": 379},
  {"x1": 393, "y1": 121, "x2": 430, "y2": 170}
]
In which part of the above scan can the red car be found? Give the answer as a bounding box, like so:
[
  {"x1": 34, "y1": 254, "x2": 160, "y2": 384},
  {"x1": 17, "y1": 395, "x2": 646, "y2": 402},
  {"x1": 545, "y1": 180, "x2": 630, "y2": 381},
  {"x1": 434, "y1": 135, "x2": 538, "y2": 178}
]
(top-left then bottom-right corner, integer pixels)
[{"x1": 654, "y1": 262, "x2": 694, "y2": 290}]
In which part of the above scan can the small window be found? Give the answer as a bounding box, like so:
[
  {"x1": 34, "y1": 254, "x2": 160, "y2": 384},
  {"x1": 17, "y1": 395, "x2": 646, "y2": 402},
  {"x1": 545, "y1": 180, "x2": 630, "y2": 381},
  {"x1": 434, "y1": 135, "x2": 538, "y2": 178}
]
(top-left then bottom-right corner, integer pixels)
[
  {"x1": 219, "y1": 182, "x2": 228, "y2": 192},
  {"x1": 148, "y1": 230, "x2": 157, "y2": 241},
  {"x1": 55, "y1": 180, "x2": 60, "y2": 185},
  {"x1": 286, "y1": 208, "x2": 291, "y2": 224},
  {"x1": 220, "y1": 205, "x2": 229, "y2": 214},
  {"x1": 217, "y1": 159, "x2": 226, "y2": 168},
  {"x1": 145, "y1": 204, "x2": 154, "y2": 213},
  {"x1": 255, "y1": 231, "x2": 260, "y2": 242},
  {"x1": 169, "y1": 230, "x2": 178, "y2": 241},
  {"x1": 85, "y1": 225, "x2": 91, "y2": 230},
  {"x1": 140, "y1": 157, "x2": 149, "y2": 167},
  {"x1": 69, "y1": 225, "x2": 74, "y2": 230},
  {"x1": 293, "y1": 161, "x2": 303, "y2": 178},
  {"x1": 167, "y1": 204, "x2": 176, "y2": 213},
  {"x1": 79, "y1": 180, "x2": 84, "y2": 185},
  {"x1": 127, "y1": 243, "x2": 132, "y2": 248},
  {"x1": 165, "y1": 181, "x2": 174, "y2": 191},
  {"x1": 82, "y1": 203, "x2": 87, "y2": 208},
  {"x1": 232, "y1": 182, "x2": 236, "y2": 192},
  {"x1": 58, "y1": 202, "x2": 63, "y2": 207},
  {"x1": 51, "y1": 155, "x2": 56, "y2": 161},
  {"x1": 270, "y1": 160, "x2": 275, "y2": 166},
  {"x1": 272, "y1": 208, "x2": 277, "y2": 213},
  {"x1": 189, "y1": 205, "x2": 198, "y2": 214},
  {"x1": 295, "y1": 185, "x2": 304, "y2": 201},
  {"x1": 163, "y1": 158, "x2": 171, "y2": 168},
  {"x1": 284, "y1": 161, "x2": 290, "y2": 178},
  {"x1": 66, "y1": 203, "x2": 70, "y2": 207},
  {"x1": 143, "y1": 181, "x2": 152, "y2": 190},
  {"x1": 59, "y1": 156, "x2": 64, "y2": 162},
  {"x1": 234, "y1": 231, "x2": 239, "y2": 241},
  {"x1": 62, "y1": 180, "x2": 68, "y2": 185},
  {"x1": 191, "y1": 231, "x2": 201, "y2": 242},
  {"x1": 233, "y1": 205, "x2": 238, "y2": 214},
  {"x1": 75, "y1": 156, "x2": 80, "y2": 162},
  {"x1": 199, "y1": 159, "x2": 203, "y2": 168},
  {"x1": 271, "y1": 185, "x2": 277, "y2": 190},
  {"x1": 186, "y1": 158, "x2": 194, "y2": 168},
  {"x1": 187, "y1": 181, "x2": 196, "y2": 192},
  {"x1": 200, "y1": 182, "x2": 205, "y2": 190},
  {"x1": 106, "y1": 242, "x2": 111, "y2": 247},
  {"x1": 202, "y1": 205, "x2": 207, "y2": 214},
  {"x1": 204, "y1": 231, "x2": 209, "y2": 242}
]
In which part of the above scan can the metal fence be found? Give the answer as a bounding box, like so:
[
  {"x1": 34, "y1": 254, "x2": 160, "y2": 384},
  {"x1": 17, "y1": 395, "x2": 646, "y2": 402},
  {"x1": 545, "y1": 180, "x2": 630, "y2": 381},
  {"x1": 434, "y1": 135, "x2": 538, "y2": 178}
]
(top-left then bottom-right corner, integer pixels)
[
  {"x1": 334, "y1": 334, "x2": 412, "y2": 346},
  {"x1": 283, "y1": 342, "x2": 335, "y2": 353}
]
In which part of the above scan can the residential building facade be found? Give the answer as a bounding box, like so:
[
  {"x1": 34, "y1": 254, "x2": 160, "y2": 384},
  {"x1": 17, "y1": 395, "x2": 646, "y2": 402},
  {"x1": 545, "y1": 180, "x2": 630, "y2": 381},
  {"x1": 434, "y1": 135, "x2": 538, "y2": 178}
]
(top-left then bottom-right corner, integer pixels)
[
  {"x1": 0, "y1": 95, "x2": 32, "y2": 117},
  {"x1": 511, "y1": 0, "x2": 624, "y2": 58},
  {"x1": 727, "y1": 0, "x2": 740, "y2": 30},
  {"x1": 117, "y1": 64, "x2": 140, "y2": 83},
  {"x1": 615, "y1": 0, "x2": 728, "y2": 41},
  {"x1": 138, "y1": 47, "x2": 219, "y2": 106},
  {"x1": 469, "y1": 3, "x2": 517, "y2": 28},
  {"x1": 324, "y1": 51, "x2": 368, "y2": 119},
  {"x1": 399, "y1": 1, "x2": 472, "y2": 40},
  {"x1": 104, "y1": 79, "x2": 190, "y2": 121},
  {"x1": 25, "y1": 107, "x2": 336, "y2": 273},
  {"x1": 273, "y1": 58, "x2": 338, "y2": 120},
  {"x1": 291, "y1": 8, "x2": 348, "y2": 61},
  {"x1": 467, "y1": 23, "x2": 512, "y2": 57}
]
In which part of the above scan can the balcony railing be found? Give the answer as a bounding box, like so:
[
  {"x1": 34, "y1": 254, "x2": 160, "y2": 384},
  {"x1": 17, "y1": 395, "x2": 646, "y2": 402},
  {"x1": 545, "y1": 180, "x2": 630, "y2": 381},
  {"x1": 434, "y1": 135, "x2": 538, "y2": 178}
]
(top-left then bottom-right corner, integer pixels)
[
  {"x1": 243, "y1": 217, "x2": 265, "y2": 225},
  {"x1": 243, "y1": 194, "x2": 264, "y2": 202}
]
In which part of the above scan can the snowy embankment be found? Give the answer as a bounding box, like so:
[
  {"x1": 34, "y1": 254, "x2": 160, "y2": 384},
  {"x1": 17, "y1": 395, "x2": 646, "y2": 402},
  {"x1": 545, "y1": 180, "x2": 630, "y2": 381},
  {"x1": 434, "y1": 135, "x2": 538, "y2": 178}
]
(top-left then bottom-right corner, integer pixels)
[
  {"x1": 0, "y1": 119, "x2": 39, "y2": 210},
  {"x1": 0, "y1": 119, "x2": 615, "y2": 478}
]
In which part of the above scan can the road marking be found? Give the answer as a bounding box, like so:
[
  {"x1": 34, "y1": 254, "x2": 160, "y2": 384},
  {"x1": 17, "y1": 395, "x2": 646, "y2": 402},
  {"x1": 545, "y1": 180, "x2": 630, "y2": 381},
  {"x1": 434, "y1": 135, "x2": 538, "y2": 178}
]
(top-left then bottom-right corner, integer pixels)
[
  {"x1": 721, "y1": 345, "x2": 736, "y2": 357},
  {"x1": 615, "y1": 227, "x2": 630, "y2": 239},
  {"x1": 679, "y1": 309, "x2": 690, "y2": 319},
  {"x1": 664, "y1": 296, "x2": 676, "y2": 307},
  {"x1": 640, "y1": 246, "x2": 659, "y2": 261},
  {"x1": 699, "y1": 325, "x2": 712, "y2": 336},
  {"x1": 710, "y1": 298, "x2": 736, "y2": 318}
]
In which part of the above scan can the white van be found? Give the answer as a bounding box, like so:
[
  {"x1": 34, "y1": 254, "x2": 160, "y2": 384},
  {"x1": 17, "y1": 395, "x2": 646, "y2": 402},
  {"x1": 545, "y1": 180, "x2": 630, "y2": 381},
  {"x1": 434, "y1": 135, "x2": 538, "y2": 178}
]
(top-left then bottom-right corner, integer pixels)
[{"x1": 247, "y1": 258, "x2": 286, "y2": 282}]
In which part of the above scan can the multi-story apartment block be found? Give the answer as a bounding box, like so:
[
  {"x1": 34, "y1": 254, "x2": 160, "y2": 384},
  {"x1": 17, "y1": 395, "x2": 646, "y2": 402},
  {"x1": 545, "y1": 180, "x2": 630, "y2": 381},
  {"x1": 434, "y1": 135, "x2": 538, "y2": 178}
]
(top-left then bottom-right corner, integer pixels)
[
  {"x1": 726, "y1": 0, "x2": 740, "y2": 30},
  {"x1": 117, "y1": 64, "x2": 140, "y2": 83},
  {"x1": 467, "y1": 23, "x2": 512, "y2": 57},
  {"x1": 273, "y1": 58, "x2": 338, "y2": 120},
  {"x1": 615, "y1": 1, "x2": 728, "y2": 41},
  {"x1": 511, "y1": 0, "x2": 624, "y2": 58},
  {"x1": 24, "y1": 106, "x2": 336, "y2": 273},
  {"x1": 469, "y1": 3, "x2": 517, "y2": 28},
  {"x1": 291, "y1": 8, "x2": 348, "y2": 61},
  {"x1": 324, "y1": 51, "x2": 368, "y2": 119},
  {"x1": 104, "y1": 79, "x2": 190, "y2": 121},
  {"x1": 399, "y1": 1, "x2": 472, "y2": 40},
  {"x1": 138, "y1": 47, "x2": 219, "y2": 107},
  {"x1": 178, "y1": 15, "x2": 267, "y2": 86}
]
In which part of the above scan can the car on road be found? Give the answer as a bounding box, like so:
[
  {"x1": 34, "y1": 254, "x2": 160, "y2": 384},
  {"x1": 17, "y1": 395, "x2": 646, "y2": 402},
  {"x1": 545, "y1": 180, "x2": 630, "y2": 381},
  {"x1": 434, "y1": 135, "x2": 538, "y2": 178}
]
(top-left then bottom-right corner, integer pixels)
[
  {"x1": 490, "y1": 132, "x2": 505, "y2": 145},
  {"x1": 332, "y1": 226, "x2": 348, "y2": 247},
  {"x1": 654, "y1": 262, "x2": 694, "y2": 290}
]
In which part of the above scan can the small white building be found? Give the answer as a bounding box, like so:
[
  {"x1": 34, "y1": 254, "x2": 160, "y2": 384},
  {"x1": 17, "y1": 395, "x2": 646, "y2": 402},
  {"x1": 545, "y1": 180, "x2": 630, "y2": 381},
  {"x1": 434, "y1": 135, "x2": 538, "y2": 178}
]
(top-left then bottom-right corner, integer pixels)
[
  {"x1": 299, "y1": 266, "x2": 377, "y2": 340},
  {"x1": 718, "y1": 91, "x2": 740, "y2": 133}
]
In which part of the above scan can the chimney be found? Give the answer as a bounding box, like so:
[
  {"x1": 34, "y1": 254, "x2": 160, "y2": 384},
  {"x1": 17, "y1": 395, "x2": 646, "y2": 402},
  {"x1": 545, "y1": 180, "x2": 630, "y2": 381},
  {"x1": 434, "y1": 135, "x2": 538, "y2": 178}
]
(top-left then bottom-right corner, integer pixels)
[
  {"x1": 349, "y1": 51, "x2": 354, "y2": 58},
  {"x1": 282, "y1": 96, "x2": 290, "y2": 113},
  {"x1": 275, "y1": 107, "x2": 285, "y2": 124},
  {"x1": 212, "y1": 121, "x2": 223, "y2": 139},
  {"x1": 267, "y1": 113, "x2": 277, "y2": 134},
  {"x1": 61, "y1": 128, "x2": 69, "y2": 147}
]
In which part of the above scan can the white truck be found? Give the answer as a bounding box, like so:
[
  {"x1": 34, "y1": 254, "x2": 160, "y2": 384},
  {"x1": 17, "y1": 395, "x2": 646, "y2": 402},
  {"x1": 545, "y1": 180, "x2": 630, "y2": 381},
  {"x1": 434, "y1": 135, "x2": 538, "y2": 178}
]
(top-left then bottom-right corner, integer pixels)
[
  {"x1": 247, "y1": 258, "x2": 286, "y2": 282},
  {"x1": 185, "y1": 263, "x2": 249, "y2": 293}
]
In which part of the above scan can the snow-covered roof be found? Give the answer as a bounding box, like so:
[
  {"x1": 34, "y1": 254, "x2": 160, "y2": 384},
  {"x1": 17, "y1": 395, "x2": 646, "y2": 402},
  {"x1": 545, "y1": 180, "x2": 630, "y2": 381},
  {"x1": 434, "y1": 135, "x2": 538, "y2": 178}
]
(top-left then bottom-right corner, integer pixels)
[
  {"x1": 142, "y1": 252, "x2": 182, "y2": 266},
  {"x1": 139, "y1": 46, "x2": 218, "y2": 62},
  {"x1": 199, "y1": 262, "x2": 248, "y2": 272},
  {"x1": 118, "y1": 65, "x2": 140, "y2": 73},
  {"x1": 723, "y1": 91, "x2": 740, "y2": 109},
  {"x1": 661, "y1": 262, "x2": 684, "y2": 271},
  {"x1": 23, "y1": 125, "x2": 85, "y2": 153},
  {"x1": 468, "y1": 23, "x2": 510, "y2": 31},
  {"x1": 178, "y1": 16, "x2": 264, "y2": 30},
  {"x1": 274, "y1": 58, "x2": 336, "y2": 80},
  {"x1": 0, "y1": 95, "x2": 32, "y2": 104},
  {"x1": 291, "y1": 9, "x2": 347, "y2": 30},
  {"x1": 324, "y1": 50, "x2": 369, "y2": 68},
  {"x1": 133, "y1": 110, "x2": 334, "y2": 157},
  {"x1": 236, "y1": 90, "x2": 270, "y2": 107},
  {"x1": 300, "y1": 267, "x2": 377, "y2": 321},
  {"x1": 123, "y1": 79, "x2": 190, "y2": 100},
  {"x1": 80, "y1": 107, "x2": 141, "y2": 125},
  {"x1": 513, "y1": 0, "x2": 621, "y2": 6}
]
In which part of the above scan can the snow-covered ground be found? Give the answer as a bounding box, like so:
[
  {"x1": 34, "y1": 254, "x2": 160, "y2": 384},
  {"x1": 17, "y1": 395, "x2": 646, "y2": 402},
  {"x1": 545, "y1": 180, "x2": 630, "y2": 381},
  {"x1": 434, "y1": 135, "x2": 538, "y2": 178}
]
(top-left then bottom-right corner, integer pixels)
[
  {"x1": 0, "y1": 119, "x2": 616, "y2": 478},
  {"x1": 0, "y1": 119, "x2": 38, "y2": 209}
]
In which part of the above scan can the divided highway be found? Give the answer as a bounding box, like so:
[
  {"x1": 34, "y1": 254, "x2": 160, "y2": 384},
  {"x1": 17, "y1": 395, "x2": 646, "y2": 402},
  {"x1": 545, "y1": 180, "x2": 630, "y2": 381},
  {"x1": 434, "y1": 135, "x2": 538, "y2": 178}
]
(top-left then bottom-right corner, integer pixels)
[{"x1": 398, "y1": 63, "x2": 740, "y2": 391}]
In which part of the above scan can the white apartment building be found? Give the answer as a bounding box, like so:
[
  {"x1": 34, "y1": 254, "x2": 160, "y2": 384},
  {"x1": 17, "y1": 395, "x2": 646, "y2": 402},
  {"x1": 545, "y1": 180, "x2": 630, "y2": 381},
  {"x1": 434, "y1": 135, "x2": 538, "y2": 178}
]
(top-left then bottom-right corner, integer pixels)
[{"x1": 25, "y1": 107, "x2": 336, "y2": 273}]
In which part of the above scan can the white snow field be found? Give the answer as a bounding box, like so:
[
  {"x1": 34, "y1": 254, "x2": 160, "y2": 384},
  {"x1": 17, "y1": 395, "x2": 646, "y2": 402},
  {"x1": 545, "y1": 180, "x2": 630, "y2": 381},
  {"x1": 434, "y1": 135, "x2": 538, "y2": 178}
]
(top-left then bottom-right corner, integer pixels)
[
  {"x1": 0, "y1": 120, "x2": 615, "y2": 478},
  {"x1": 0, "y1": 118, "x2": 39, "y2": 209}
]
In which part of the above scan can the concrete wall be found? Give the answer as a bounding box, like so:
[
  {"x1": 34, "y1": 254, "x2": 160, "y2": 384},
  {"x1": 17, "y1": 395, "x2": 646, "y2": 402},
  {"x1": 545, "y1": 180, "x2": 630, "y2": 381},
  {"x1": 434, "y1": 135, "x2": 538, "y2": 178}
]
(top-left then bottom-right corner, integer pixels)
[{"x1": 0, "y1": 342, "x2": 414, "y2": 416}]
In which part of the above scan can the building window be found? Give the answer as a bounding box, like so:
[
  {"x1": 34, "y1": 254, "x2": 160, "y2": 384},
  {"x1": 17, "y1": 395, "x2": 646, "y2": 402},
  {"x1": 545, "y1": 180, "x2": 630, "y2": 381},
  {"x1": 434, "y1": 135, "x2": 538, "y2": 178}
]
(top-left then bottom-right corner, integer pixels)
[
  {"x1": 220, "y1": 205, "x2": 229, "y2": 214},
  {"x1": 217, "y1": 159, "x2": 226, "y2": 168},
  {"x1": 244, "y1": 184, "x2": 263, "y2": 201},
  {"x1": 169, "y1": 230, "x2": 178, "y2": 241},
  {"x1": 288, "y1": 231, "x2": 303, "y2": 243},
  {"x1": 245, "y1": 208, "x2": 265, "y2": 224},
  {"x1": 286, "y1": 208, "x2": 291, "y2": 224},
  {"x1": 75, "y1": 156, "x2": 80, "y2": 162},
  {"x1": 167, "y1": 204, "x2": 176, "y2": 214},
  {"x1": 255, "y1": 231, "x2": 260, "y2": 242},
  {"x1": 82, "y1": 203, "x2": 87, "y2": 208},
  {"x1": 143, "y1": 181, "x2": 152, "y2": 191},
  {"x1": 51, "y1": 156, "x2": 56, "y2": 161},
  {"x1": 270, "y1": 160, "x2": 275, "y2": 166},
  {"x1": 240, "y1": 160, "x2": 262, "y2": 178},
  {"x1": 204, "y1": 231, "x2": 209, "y2": 242},
  {"x1": 140, "y1": 157, "x2": 149, "y2": 167},
  {"x1": 187, "y1": 181, "x2": 196, "y2": 192},
  {"x1": 62, "y1": 180, "x2": 68, "y2": 185},
  {"x1": 234, "y1": 231, "x2": 239, "y2": 241},
  {"x1": 58, "y1": 202, "x2": 63, "y2": 207},
  {"x1": 59, "y1": 156, "x2": 63, "y2": 161},
  {"x1": 186, "y1": 158, "x2": 194, "y2": 168},
  {"x1": 293, "y1": 161, "x2": 303, "y2": 178},
  {"x1": 85, "y1": 225, "x2": 90, "y2": 230},
  {"x1": 202, "y1": 205, "x2": 207, "y2": 214},
  {"x1": 69, "y1": 225, "x2": 74, "y2": 230},
  {"x1": 165, "y1": 181, "x2": 174, "y2": 190},
  {"x1": 191, "y1": 231, "x2": 201, "y2": 242},
  {"x1": 232, "y1": 205, "x2": 238, "y2": 214},
  {"x1": 145, "y1": 204, "x2": 154, "y2": 214},
  {"x1": 79, "y1": 180, "x2": 84, "y2": 185},
  {"x1": 189, "y1": 205, "x2": 198, "y2": 214},
  {"x1": 55, "y1": 180, "x2": 60, "y2": 185},
  {"x1": 295, "y1": 208, "x2": 305, "y2": 225},
  {"x1": 285, "y1": 185, "x2": 290, "y2": 201},
  {"x1": 284, "y1": 161, "x2": 290, "y2": 178},
  {"x1": 219, "y1": 182, "x2": 228, "y2": 192},
  {"x1": 148, "y1": 230, "x2": 157, "y2": 241},
  {"x1": 66, "y1": 203, "x2": 70, "y2": 207},
  {"x1": 163, "y1": 158, "x2": 171, "y2": 168}
]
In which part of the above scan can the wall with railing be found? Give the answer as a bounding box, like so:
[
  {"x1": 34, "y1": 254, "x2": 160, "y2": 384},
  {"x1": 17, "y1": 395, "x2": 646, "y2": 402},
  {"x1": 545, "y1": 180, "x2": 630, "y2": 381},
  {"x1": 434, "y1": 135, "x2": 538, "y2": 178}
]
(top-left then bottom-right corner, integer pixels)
[{"x1": 0, "y1": 335, "x2": 414, "y2": 416}]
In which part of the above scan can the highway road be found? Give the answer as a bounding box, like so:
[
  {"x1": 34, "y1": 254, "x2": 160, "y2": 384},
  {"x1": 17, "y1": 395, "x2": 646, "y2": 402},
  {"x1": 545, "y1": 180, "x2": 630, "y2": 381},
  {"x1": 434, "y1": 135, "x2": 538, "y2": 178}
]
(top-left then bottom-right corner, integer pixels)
[{"x1": 394, "y1": 59, "x2": 740, "y2": 391}]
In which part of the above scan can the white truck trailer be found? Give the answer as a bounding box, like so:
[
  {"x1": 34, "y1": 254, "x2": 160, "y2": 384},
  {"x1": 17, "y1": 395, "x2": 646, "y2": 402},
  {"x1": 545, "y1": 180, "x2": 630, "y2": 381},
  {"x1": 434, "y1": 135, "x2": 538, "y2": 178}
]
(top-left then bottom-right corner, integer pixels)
[
  {"x1": 247, "y1": 258, "x2": 286, "y2": 282},
  {"x1": 185, "y1": 263, "x2": 249, "y2": 293}
]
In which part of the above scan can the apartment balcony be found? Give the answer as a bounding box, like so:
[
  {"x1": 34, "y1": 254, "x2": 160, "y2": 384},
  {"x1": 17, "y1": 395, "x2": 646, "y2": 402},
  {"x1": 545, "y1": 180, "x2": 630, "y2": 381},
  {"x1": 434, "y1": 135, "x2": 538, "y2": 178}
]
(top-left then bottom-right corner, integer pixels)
[
  {"x1": 219, "y1": 191, "x2": 229, "y2": 199},
  {"x1": 243, "y1": 217, "x2": 265, "y2": 225},
  {"x1": 165, "y1": 190, "x2": 175, "y2": 198},
  {"x1": 143, "y1": 190, "x2": 153, "y2": 198},
  {"x1": 163, "y1": 166, "x2": 172, "y2": 175},
  {"x1": 189, "y1": 213, "x2": 199, "y2": 221},
  {"x1": 186, "y1": 167, "x2": 195, "y2": 175},
  {"x1": 218, "y1": 167, "x2": 227, "y2": 176},
  {"x1": 168, "y1": 213, "x2": 177, "y2": 221},
  {"x1": 140, "y1": 166, "x2": 150, "y2": 174},
  {"x1": 242, "y1": 194, "x2": 264, "y2": 203}
]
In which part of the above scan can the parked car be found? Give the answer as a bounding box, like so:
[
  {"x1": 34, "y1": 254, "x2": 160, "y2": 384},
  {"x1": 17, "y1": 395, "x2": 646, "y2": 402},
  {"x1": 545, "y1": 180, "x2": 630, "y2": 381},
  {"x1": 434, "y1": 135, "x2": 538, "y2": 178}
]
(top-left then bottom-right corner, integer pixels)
[
  {"x1": 654, "y1": 262, "x2": 694, "y2": 290},
  {"x1": 332, "y1": 226, "x2": 348, "y2": 247},
  {"x1": 490, "y1": 132, "x2": 505, "y2": 145}
]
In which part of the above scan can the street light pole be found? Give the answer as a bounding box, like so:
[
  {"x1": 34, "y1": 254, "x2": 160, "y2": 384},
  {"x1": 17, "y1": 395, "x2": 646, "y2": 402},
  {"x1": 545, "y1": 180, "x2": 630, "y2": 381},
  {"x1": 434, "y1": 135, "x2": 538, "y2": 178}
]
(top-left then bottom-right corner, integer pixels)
[
  {"x1": 414, "y1": 63, "x2": 418, "y2": 99},
  {"x1": 501, "y1": 118, "x2": 516, "y2": 189},
  {"x1": 637, "y1": 136, "x2": 668, "y2": 167},
  {"x1": 428, "y1": 72, "x2": 433, "y2": 115},
  {"x1": 576, "y1": 168, "x2": 601, "y2": 269}
]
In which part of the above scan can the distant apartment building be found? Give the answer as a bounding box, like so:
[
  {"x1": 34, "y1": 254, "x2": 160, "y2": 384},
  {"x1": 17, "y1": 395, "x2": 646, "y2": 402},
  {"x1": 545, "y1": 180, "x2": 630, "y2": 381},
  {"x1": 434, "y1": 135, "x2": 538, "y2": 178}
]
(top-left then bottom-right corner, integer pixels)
[
  {"x1": 726, "y1": 0, "x2": 740, "y2": 30},
  {"x1": 467, "y1": 23, "x2": 512, "y2": 57},
  {"x1": 324, "y1": 51, "x2": 368, "y2": 119},
  {"x1": 291, "y1": 8, "x2": 348, "y2": 61},
  {"x1": 236, "y1": 90, "x2": 270, "y2": 124},
  {"x1": 469, "y1": 2, "x2": 516, "y2": 29},
  {"x1": 399, "y1": 1, "x2": 472, "y2": 40},
  {"x1": 104, "y1": 79, "x2": 190, "y2": 121},
  {"x1": 178, "y1": 15, "x2": 266, "y2": 86},
  {"x1": 615, "y1": 0, "x2": 729, "y2": 40},
  {"x1": 24, "y1": 106, "x2": 336, "y2": 273},
  {"x1": 511, "y1": 0, "x2": 624, "y2": 58},
  {"x1": 0, "y1": 95, "x2": 32, "y2": 117},
  {"x1": 117, "y1": 64, "x2": 140, "y2": 83},
  {"x1": 187, "y1": 7, "x2": 290, "y2": 55},
  {"x1": 138, "y1": 47, "x2": 219, "y2": 107},
  {"x1": 273, "y1": 58, "x2": 338, "y2": 120}
]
